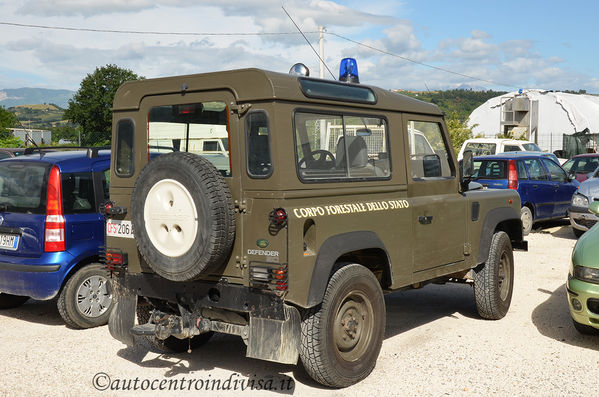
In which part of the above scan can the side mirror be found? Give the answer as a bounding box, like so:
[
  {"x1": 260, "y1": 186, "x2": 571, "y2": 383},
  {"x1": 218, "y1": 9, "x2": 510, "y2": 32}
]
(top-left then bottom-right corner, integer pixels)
[
  {"x1": 590, "y1": 201, "x2": 599, "y2": 216},
  {"x1": 461, "y1": 150, "x2": 474, "y2": 192}
]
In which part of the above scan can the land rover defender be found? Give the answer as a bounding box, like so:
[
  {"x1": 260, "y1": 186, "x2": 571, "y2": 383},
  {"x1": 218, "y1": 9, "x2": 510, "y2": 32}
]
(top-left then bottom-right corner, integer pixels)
[{"x1": 104, "y1": 62, "x2": 527, "y2": 387}]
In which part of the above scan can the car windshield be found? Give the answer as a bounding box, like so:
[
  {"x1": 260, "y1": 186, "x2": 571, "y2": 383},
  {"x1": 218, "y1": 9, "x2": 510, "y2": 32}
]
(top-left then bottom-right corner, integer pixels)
[
  {"x1": 0, "y1": 162, "x2": 48, "y2": 214},
  {"x1": 465, "y1": 142, "x2": 496, "y2": 156},
  {"x1": 522, "y1": 143, "x2": 541, "y2": 151},
  {"x1": 472, "y1": 160, "x2": 507, "y2": 179}
]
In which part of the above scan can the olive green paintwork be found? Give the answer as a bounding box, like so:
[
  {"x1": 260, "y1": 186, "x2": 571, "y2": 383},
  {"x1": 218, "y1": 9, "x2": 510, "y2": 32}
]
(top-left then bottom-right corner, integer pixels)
[
  {"x1": 567, "y1": 202, "x2": 599, "y2": 329},
  {"x1": 107, "y1": 67, "x2": 524, "y2": 309}
]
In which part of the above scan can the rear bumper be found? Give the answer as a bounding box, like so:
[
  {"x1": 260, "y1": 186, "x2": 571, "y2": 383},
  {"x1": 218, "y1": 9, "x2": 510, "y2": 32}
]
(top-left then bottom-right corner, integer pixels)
[
  {"x1": 0, "y1": 251, "x2": 74, "y2": 300},
  {"x1": 569, "y1": 206, "x2": 599, "y2": 232}
]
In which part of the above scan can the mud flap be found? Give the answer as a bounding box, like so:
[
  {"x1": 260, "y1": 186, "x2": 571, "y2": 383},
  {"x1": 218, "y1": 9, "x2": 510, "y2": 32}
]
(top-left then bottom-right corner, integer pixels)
[
  {"x1": 108, "y1": 279, "x2": 137, "y2": 346},
  {"x1": 246, "y1": 304, "x2": 300, "y2": 365}
]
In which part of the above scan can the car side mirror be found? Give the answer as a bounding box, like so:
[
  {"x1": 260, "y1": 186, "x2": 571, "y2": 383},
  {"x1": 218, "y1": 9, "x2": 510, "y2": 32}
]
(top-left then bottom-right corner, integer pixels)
[
  {"x1": 590, "y1": 201, "x2": 599, "y2": 216},
  {"x1": 461, "y1": 150, "x2": 474, "y2": 192}
]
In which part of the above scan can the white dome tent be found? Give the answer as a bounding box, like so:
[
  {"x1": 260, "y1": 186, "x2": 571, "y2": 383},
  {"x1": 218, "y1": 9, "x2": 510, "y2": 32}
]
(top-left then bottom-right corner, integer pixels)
[{"x1": 467, "y1": 89, "x2": 599, "y2": 157}]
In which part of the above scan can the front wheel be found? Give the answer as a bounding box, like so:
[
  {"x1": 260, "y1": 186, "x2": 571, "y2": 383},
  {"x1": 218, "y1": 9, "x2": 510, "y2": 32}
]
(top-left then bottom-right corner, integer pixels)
[
  {"x1": 474, "y1": 231, "x2": 514, "y2": 320},
  {"x1": 300, "y1": 264, "x2": 385, "y2": 388},
  {"x1": 0, "y1": 293, "x2": 29, "y2": 309},
  {"x1": 57, "y1": 263, "x2": 113, "y2": 329}
]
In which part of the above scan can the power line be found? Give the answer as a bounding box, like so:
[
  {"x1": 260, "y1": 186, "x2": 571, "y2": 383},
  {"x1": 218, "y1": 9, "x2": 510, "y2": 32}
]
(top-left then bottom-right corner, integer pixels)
[
  {"x1": 0, "y1": 21, "x2": 318, "y2": 36},
  {"x1": 327, "y1": 32, "x2": 520, "y2": 89}
]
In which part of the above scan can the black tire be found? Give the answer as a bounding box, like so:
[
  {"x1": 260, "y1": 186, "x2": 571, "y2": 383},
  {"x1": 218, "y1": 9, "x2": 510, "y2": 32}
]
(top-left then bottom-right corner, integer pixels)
[
  {"x1": 299, "y1": 264, "x2": 385, "y2": 388},
  {"x1": 0, "y1": 293, "x2": 29, "y2": 309},
  {"x1": 57, "y1": 263, "x2": 113, "y2": 329},
  {"x1": 474, "y1": 231, "x2": 514, "y2": 320},
  {"x1": 131, "y1": 152, "x2": 235, "y2": 282},
  {"x1": 136, "y1": 300, "x2": 213, "y2": 353},
  {"x1": 572, "y1": 319, "x2": 599, "y2": 335},
  {"x1": 573, "y1": 227, "x2": 585, "y2": 238},
  {"x1": 520, "y1": 206, "x2": 533, "y2": 236}
]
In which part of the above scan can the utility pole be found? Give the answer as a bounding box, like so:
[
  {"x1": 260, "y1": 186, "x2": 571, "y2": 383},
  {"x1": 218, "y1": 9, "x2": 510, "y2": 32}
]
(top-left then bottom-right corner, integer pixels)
[{"x1": 319, "y1": 26, "x2": 325, "y2": 79}]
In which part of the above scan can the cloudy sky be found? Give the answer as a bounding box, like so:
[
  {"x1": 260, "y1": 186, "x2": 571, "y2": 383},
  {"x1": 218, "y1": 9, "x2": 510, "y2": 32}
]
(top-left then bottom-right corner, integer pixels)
[{"x1": 0, "y1": 0, "x2": 598, "y2": 92}]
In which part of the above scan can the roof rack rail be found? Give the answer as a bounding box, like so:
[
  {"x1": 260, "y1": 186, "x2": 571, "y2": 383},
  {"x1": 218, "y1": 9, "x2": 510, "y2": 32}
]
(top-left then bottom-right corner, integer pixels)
[{"x1": 22, "y1": 145, "x2": 110, "y2": 157}]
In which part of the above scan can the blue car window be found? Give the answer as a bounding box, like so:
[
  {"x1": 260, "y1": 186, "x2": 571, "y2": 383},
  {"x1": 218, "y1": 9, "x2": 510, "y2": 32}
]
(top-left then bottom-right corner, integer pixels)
[
  {"x1": 523, "y1": 159, "x2": 548, "y2": 180},
  {"x1": 542, "y1": 158, "x2": 568, "y2": 182},
  {"x1": 516, "y1": 160, "x2": 528, "y2": 179},
  {"x1": 62, "y1": 172, "x2": 96, "y2": 214}
]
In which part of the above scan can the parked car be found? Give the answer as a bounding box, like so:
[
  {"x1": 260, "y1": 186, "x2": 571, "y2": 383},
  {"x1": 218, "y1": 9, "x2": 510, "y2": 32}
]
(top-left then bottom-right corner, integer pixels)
[
  {"x1": 567, "y1": 201, "x2": 599, "y2": 335},
  {"x1": 0, "y1": 148, "x2": 26, "y2": 159},
  {"x1": 471, "y1": 152, "x2": 579, "y2": 235},
  {"x1": 457, "y1": 138, "x2": 541, "y2": 160},
  {"x1": 569, "y1": 175, "x2": 599, "y2": 238},
  {"x1": 561, "y1": 153, "x2": 599, "y2": 182},
  {"x1": 0, "y1": 148, "x2": 113, "y2": 328}
]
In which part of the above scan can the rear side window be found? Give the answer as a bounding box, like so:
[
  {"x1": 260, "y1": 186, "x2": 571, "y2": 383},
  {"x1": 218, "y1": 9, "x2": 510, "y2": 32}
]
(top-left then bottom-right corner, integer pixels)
[
  {"x1": 148, "y1": 101, "x2": 231, "y2": 177},
  {"x1": 516, "y1": 160, "x2": 528, "y2": 179},
  {"x1": 246, "y1": 111, "x2": 273, "y2": 178},
  {"x1": 62, "y1": 172, "x2": 96, "y2": 214},
  {"x1": 473, "y1": 160, "x2": 507, "y2": 179},
  {"x1": 0, "y1": 162, "x2": 48, "y2": 214},
  {"x1": 523, "y1": 159, "x2": 548, "y2": 180},
  {"x1": 115, "y1": 119, "x2": 134, "y2": 177},
  {"x1": 504, "y1": 145, "x2": 520, "y2": 152}
]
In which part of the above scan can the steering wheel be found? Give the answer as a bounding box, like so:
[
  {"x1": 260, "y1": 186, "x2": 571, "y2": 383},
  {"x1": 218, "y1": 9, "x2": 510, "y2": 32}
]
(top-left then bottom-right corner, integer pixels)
[{"x1": 298, "y1": 150, "x2": 336, "y2": 169}]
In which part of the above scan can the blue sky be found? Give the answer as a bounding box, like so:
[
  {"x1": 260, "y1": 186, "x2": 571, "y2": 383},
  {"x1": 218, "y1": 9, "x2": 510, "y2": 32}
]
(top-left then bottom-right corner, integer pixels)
[{"x1": 0, "y1": 0, "x2": 597, "y2": 93}]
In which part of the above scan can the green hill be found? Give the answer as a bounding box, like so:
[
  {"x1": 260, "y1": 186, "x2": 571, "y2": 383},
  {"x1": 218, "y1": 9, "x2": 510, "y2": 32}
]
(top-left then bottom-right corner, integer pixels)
[{"x1": 8, "y1": 104, "x2": 67, "y2": 130}]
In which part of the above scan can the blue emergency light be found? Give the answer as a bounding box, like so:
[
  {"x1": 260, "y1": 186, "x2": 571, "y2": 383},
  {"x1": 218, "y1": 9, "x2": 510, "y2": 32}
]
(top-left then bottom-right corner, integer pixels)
[{"x1": 339, "y1": 58, "x2": 359, "y2": 83}]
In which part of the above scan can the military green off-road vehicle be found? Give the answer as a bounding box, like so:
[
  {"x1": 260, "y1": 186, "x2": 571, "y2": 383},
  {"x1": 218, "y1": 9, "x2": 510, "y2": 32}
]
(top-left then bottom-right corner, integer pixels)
[{"x1": 104, "y1": 63, "x2": 527, "y2": 388}]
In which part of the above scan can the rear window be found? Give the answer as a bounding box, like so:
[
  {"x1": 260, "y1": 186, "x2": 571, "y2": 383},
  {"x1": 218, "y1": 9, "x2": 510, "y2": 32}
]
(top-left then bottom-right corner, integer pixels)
[
  {"x1": 0, "y1": 162, "x2": 48, "y2": 214},
  {"x1": 473, "y1": 160, "x2": 507, "y2": 179},
  {"x1": 465, "y1": 142, "x2": 496, "y2": 156},
  {"x1": 62, "y1": 172, "x2": 96, "y2": 214}
]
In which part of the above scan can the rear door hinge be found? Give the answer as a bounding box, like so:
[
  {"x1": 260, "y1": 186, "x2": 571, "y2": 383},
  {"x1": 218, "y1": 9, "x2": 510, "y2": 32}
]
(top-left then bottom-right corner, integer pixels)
[
  {"x1": 229, "y1": 102, "x2": 252, "y2": 116},
  {"x1": 234, "y1": 199, "x2": 247, "y2": 213}
]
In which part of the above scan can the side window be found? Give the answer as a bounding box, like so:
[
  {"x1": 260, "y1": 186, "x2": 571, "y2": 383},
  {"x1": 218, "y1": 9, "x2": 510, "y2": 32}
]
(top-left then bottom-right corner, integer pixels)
[
  {"x1": 203, "y1": 141, "x2": 219, "y2": 152},
  {"x1": 516, "y1": 160, "x2": 528, "y2": 179},
  {"x1": 115, "y1": 119, "x2": 134, "y2": 177},
  {"x1": 246, "y1": 111, "x2": 273, "y2": 178},
  {"x1": 102, "y1": 169, "x2": 110, "y2": 201},
  {"x1": 523, "y1": 159, "x2": 548, "y2": 180},
  {"x1": 542, "y1": 158, "x2": 568, "y2": 182},
  {"x1": 62, "y1": 172, "x2": 95, "y2": 214},
  {"x1": 148, "y1": 101, "x2": 231, "y2": 177},
  {"x1": 407, "y1": 121, "x2": 452, "y2": 180},
  {"x1": 294, "y1": 112, "x2": 390, "y2": 181},
  {"x1": 504, "y1": 145, "x2": 520, "y2": 152}
]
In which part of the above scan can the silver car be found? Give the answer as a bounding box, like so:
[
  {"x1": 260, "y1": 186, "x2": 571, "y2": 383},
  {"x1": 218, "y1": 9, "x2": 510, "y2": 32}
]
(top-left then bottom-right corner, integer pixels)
[{"x1": 570, "y1": 171, "x2": 599, "y2": 237}]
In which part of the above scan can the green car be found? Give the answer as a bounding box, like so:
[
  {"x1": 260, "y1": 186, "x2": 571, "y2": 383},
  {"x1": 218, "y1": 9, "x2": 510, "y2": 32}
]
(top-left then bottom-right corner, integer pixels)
[{"x1": 568, "y1": 201, "x2": 599, "y2": 334}]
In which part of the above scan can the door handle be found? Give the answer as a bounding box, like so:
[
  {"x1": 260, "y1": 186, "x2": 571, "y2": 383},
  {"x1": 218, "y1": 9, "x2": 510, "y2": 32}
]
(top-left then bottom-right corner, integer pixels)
[
  {"x1": 419, "y1": 215, "x2": 433, "y2": 225},
  {"x1": 532, "y1": 185, "x2": 538, "y2": 189}
]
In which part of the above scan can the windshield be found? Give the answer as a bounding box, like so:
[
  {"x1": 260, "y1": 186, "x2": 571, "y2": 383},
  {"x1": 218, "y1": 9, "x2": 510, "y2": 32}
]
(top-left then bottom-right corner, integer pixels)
[
  {"x1": 522, "y1": 143, "x2": 541, "y2": 151},
  {"x1": 0, "y1": 162, "x2": 48, "y2": 214}
]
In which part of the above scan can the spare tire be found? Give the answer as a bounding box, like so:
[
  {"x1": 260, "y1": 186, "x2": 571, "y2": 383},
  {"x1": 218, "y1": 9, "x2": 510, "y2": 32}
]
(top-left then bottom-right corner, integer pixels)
[{"x1": 131, "y1": 152, "x2": 235, "y2": 281}]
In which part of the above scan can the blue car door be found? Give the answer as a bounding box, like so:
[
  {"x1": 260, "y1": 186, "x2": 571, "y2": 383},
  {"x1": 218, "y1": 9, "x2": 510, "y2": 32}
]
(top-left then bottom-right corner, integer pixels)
[
  {"x1": 522, "y1": 158, "x2": 554, "y2": 219},
  {"x1": 542, "y1": 158, "x2": 578, "y2": 217}
]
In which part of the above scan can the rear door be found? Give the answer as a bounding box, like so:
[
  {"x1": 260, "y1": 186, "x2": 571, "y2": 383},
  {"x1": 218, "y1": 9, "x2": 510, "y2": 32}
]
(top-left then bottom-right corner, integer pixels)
[{"x1": 0, "y1": 161, "x2": 49, "y2": 257}]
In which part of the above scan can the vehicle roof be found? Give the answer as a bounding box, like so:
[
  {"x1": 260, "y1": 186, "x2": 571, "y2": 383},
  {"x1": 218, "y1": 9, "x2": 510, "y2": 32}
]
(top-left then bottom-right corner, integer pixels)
[
  {"x1": 0, "y1": 149, "x2": 110, "y2": 173},
  {"x1": 464, "y1": 138, "x2": 533, "y2": 144},
  {"x1": 474, "y1": 152, "x2": 554, "y2": 160},
  {"x1": 113, "y1": 68, "x2": 442, "y2": 115},
  {"x1": 570, "y1": 153, "x2": 599, "y2": 158}
]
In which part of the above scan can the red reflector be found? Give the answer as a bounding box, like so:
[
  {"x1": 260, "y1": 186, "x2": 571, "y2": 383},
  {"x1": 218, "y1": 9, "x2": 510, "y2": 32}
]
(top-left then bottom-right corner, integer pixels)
[
  {"x1": 508, "y1": 160, "x2": 518, "y2": 190},
  {"x1": 45, "y1": 166, "x2": 65, "y2": 252}
]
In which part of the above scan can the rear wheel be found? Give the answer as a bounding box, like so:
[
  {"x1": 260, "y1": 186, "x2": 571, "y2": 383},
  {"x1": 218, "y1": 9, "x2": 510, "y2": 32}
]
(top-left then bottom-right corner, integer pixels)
[
  {"x1": 0, "y1": 293, "x2": 29, "y2": 309},
  {"x1": 136, "y1": 299, "x2": 213, "y2": 353},
  {"x1": 300, "y1": 264, "x2": 385, "y2": 388},
  {"x1": 520, "y1": 206, "x2": 533, "y2": 236},
  {"x1": 57, "y1": 263, "x2": 113, "y2": 329},
  {"x1": 474, "y1": 231, "x2": 514, "y2": 319}
]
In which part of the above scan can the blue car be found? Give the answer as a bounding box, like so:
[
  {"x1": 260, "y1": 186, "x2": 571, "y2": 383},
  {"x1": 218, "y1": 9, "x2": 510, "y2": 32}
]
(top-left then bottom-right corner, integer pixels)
[
  {"x1": 0, "y1": 149, "x2": 113, "y2": 328},
  {"x1": 471, "y1": 152, "x2": 579, "y2": 235}
]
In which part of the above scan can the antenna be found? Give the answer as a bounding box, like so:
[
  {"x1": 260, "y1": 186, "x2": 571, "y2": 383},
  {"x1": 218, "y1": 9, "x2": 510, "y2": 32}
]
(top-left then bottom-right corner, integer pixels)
[{"x1": 282, "y1": 6, "x2": 336, "y2": 80}]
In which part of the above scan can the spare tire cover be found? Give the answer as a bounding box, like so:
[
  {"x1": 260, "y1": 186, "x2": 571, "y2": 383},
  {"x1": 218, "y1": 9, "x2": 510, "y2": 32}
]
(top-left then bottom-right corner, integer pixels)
[{"x1": 131, "y1": 152, "x2": 235, "y2": 281}]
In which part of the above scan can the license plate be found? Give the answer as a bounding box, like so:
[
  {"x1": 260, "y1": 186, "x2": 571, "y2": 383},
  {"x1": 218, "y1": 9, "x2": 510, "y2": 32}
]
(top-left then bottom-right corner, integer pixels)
[
  {"x1": 106, "y1": 220, "x2": 135, "y2": 239},
  {"x1": 0, "y1": 234, "x2": 19, "y2": 250}
]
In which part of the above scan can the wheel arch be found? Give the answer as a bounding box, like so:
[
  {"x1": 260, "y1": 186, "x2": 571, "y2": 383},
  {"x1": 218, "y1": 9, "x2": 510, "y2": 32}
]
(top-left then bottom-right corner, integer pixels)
[
  {"x1": 477, "y1": 207, "x2": 522, "y2": 265},
  {"x1": 305, "y1": 231, "x2": 391, "y2": 308},
  {"x1": 59, "y1": 253, "x2": 102, "y2": 293}
]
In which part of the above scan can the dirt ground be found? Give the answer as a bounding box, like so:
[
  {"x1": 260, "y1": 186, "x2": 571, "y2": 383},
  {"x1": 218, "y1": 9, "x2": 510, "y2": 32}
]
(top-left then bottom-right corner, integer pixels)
[{"x1": 1, "y1": 220, "x2": 597, "y2": 397}]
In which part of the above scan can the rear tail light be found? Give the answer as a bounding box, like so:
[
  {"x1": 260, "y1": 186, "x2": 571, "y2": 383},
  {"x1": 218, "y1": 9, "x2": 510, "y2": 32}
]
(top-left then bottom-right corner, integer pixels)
[
  {"x1": 102, "y1": 248, "x2": 128, "y2": 273},
  {"x1": 249, "y1": 264, "x2": 288, "y2": 295},
  {"x1": 508, "y1": 160, "x2": 518, "y2": 190},
  {"x1": 45, "y1": 166, "x2": 65, "y2": 252}
]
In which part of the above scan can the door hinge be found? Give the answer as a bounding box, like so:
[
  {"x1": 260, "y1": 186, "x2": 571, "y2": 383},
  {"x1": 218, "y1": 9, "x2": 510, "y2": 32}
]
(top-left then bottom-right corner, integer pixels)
[
  {"x1": 463, "y1": 243, "x2": 472, "y2": 256},
  {"x1": 229, "y1": 102, "x2": 252, "y2": 116},
  {"x1": 234, "y1": 199, "x2": 247, "y2": 213}
]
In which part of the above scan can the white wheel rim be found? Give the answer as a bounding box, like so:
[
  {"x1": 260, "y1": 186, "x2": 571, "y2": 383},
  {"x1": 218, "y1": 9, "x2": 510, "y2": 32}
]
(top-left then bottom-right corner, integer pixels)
[
  {"x1": 521, "y1": 209, "x2": 532, "y2": 231},
  {"x1": 144, "y1": 179, "x2": 198, "y2": 257}
]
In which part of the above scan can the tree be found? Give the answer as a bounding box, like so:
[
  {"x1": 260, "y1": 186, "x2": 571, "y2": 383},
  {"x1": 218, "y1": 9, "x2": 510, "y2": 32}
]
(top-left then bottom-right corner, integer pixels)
[
  {"x1": 51, "y1": 125, "x2": 80, "y2": 144},
  {"x1": 0, "y1": 107, "x2": 22, "y2": 147},
  {"x1": 64, "y1": 65, "x2": 143, "y2": 146},
  {"x1": 446, "y1": 111, "x2": 474, "y2": 154}
]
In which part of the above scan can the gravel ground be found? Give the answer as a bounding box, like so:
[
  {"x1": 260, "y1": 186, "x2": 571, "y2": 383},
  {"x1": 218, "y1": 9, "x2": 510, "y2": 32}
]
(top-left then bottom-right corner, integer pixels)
[{"x1": 1, "y1": 221, "x2": 597, "y2": 397}]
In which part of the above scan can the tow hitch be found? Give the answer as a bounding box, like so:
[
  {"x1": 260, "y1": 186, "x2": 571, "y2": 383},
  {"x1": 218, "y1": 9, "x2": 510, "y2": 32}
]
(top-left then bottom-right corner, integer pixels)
[{"x1": 131, "y1": 309, "x2": 214, "y2": 340}]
